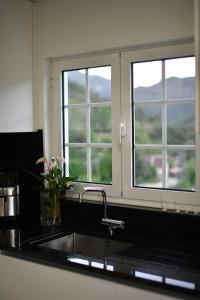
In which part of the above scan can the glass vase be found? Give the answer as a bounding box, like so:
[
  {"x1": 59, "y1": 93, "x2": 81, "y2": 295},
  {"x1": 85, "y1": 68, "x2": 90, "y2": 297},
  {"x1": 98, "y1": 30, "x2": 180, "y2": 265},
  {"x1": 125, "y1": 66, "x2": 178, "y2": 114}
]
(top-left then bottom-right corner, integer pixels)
[{"x1": 40, "y1": 190, "x2": 61, "y2": 226}]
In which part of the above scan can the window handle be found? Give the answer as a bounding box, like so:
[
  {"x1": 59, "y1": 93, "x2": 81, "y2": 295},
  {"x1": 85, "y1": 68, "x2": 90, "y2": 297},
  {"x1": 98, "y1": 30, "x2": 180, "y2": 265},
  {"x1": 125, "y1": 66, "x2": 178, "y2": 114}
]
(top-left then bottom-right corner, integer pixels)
[{"x1": 120, "y1": 122, "x2": 126, "y2": 144}]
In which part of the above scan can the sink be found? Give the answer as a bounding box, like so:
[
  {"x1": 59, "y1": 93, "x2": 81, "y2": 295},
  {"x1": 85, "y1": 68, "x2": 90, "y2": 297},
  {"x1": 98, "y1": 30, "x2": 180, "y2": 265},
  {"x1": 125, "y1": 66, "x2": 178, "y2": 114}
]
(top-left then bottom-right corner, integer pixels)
[{"x1": 39, "y1": 233, "x2": 132, "y2": 259}]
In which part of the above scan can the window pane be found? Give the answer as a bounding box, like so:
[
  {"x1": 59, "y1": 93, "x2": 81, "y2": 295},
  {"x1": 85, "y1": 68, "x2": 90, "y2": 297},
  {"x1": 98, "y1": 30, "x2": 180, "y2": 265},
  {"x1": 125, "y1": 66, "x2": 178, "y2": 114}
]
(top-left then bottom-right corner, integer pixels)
[
  {"x1": 135, "y1": 105, "x2": 162, "y2": 144},
  {"x1": 89, "y1": 66, "x2": 111, "y2": 103},
  {"x1": 64, "y1": 70, "x2": 86, "y2": 104},
  {"x1": 167, "y1": 103, "x2": 195, "y2": 145},
  {"x1": 133, "y1": 61, "x2": 162, "y2": 101},
  {"x1": 134, "y1": 149, "x2": 162, "y2": 188},
  {"x1": 91, "y1": 106, "x2": 112, "y2": 143},
  {"x1": 91, "y1": 148, "x2": 112, "y2": 184},
  {"x1": 66, "y1": 107, "x2": 86, "y2": 143},
  {"x1": 167, "y1": 150, "x2": 195, "y2": 191},
  {"x1": 63, "y1": 63, "x2": 113, "y2": 185},
  {"x1": 165, "y1": 57, "x2": 195, "y2": 100},
  {"x1": 68, "y1": 147, "x2": 87, "y2": 181}
]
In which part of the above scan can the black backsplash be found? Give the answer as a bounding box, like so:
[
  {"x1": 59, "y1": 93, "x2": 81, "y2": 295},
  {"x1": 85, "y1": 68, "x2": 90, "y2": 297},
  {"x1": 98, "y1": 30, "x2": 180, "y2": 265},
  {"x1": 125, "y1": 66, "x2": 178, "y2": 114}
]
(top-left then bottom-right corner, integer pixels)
[{"x1": 62, "y1": 198, "x2": 200, "y2": 247}]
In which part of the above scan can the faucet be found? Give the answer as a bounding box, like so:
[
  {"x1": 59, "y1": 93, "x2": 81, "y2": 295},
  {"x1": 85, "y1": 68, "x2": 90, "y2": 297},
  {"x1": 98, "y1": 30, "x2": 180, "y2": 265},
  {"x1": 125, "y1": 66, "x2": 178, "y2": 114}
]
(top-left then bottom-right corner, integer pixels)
[{"x1": 79, "y1": 186, "x2": 125, "y2": 236}]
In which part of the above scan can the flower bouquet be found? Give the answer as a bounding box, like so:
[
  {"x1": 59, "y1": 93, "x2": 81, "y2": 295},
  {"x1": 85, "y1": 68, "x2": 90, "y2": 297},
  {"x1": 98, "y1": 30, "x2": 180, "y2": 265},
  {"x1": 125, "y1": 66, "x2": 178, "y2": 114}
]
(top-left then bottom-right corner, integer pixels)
[{"x1": 36, "y1": 155, "x2": 76, "y2": 226}]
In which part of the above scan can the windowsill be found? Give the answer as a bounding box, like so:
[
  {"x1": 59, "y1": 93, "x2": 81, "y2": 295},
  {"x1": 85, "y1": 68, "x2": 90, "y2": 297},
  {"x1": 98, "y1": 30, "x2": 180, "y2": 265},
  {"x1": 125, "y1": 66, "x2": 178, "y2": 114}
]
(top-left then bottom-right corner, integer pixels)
[{"x1": 65, "y1": 192, "x2": 200, "y2": 216}]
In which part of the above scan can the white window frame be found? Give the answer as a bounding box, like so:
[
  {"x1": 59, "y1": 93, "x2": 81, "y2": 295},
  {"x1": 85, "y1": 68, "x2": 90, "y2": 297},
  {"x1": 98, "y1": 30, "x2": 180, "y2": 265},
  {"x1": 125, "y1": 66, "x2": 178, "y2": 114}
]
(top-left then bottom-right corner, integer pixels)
[
  {"x1": 121, "y1": 43, "x2": 200, "y2": 205},
  {"x1": 51, "y1": 53, "x2": 121, "y2": 198},
  {"x1": 50, "y1": 43, "x2": 200, "y2": 209}
]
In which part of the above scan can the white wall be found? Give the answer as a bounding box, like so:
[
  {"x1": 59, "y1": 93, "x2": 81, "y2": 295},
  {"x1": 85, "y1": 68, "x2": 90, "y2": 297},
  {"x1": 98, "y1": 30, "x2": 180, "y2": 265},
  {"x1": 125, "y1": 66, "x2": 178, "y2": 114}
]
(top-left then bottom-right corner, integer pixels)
[
  {"x1": 0, "y1": 0, "x2": 33, "y2": 132},
  {"x1": 34, "y1": 0, "x2": 194, "y2": 58}
]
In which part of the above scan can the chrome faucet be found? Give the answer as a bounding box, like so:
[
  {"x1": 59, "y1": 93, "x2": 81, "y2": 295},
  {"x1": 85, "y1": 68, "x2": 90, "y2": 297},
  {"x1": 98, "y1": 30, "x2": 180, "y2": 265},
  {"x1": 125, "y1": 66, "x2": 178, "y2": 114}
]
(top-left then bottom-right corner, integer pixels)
[{"x1": 79, "y1": 186, "x2": 125, "y2": 236}]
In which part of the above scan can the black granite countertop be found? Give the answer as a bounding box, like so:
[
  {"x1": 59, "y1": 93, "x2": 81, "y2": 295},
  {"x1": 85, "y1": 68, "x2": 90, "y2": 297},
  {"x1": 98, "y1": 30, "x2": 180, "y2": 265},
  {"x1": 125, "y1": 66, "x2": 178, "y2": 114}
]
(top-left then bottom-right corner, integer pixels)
[{"x1": 1, "y1": 221, "x2": 200, "y2": 300}]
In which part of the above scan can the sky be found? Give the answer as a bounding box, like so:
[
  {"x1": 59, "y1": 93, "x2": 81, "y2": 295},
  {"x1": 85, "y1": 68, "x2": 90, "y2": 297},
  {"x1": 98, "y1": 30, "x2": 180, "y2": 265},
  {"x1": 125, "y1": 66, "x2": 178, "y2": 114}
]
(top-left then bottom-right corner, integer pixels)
[
  {"x1": 80, "y1": 66, "x2": 111, "y2": 80},
  {"x1": 79, "y1": 57, "x2": 195, "y2": 88},
  {"x1": 133, "y1": 57, "x2": 195, "y2": 88}
]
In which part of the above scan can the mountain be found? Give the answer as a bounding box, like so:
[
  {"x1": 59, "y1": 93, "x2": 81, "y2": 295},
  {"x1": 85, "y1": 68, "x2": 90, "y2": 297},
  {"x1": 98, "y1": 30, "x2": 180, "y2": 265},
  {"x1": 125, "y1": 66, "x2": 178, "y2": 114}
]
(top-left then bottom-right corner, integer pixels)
[
  {"x1": 135, "y1": 77, "x2": 195, "y2": 100},
  {"x1": 68, "y1": 70, "x2": 195, "y2": 101},
  {"x1": 90, "y1": 75, "x2": 111, "y2": 99},
  {"x1": 68, "y1": 70, "x2": 111, "y2": 99}
]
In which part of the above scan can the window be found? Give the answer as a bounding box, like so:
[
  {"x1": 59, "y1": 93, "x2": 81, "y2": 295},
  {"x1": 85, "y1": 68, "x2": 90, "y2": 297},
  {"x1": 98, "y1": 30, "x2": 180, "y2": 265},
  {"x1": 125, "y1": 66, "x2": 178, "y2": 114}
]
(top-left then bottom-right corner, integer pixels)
[
  {"x1": 62, "y1": 66, "x2": 112, "y2": 184},
  {"x1": 52, "y1": 54, "x2": 121, "y2": 197},
  {"x1": 51, "y1": 43, "x2": 199, "y2": 207},
  {"x1": 132, "y1": 57, "x2": 195, "y2": 191},
  {"x1": 122, "y1": 44, "x2": 199, "y2": 204}
]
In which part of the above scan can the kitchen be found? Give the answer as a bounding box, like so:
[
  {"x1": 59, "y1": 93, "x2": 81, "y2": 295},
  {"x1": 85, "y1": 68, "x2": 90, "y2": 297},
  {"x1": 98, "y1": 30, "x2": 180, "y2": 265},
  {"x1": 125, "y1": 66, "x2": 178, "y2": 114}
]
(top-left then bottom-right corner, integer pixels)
[{"x1": 0, "y1": 0, "x2": 200, "y2": 299}]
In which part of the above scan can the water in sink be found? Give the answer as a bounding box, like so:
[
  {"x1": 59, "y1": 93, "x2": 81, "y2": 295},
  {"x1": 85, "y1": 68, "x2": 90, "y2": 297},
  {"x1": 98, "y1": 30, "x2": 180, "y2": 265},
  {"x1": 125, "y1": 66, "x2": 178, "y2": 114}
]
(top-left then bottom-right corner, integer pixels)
[{"x1": 39, "y1": 233, "x2": 132, "y2": 259}]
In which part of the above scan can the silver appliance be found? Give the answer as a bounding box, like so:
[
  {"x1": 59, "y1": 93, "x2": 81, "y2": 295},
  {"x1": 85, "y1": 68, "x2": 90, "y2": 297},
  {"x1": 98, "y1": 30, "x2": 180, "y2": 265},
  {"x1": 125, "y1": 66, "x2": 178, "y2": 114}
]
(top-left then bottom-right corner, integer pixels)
[
  {"x1": 0, "y1": 228, "x2": 21, "y2": 247},
  {"x1": 0, "y1": 172, "x2": 20, "y2": 217}
]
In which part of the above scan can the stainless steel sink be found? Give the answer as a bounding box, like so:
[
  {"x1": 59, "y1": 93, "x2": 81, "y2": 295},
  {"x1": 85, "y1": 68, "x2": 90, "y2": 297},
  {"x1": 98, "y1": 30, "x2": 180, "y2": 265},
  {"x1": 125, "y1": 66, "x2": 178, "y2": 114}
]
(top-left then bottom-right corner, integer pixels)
[{"x1": 39, "y1": 233, "x2": 132, "y2": 259}]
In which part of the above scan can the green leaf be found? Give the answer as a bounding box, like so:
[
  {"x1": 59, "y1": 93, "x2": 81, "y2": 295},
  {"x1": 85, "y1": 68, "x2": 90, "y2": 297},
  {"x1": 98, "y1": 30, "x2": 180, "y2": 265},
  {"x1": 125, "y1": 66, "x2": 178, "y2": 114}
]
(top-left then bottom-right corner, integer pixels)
[{"x1": 41, "y1": 173, "x2": 52, "y2": 181}]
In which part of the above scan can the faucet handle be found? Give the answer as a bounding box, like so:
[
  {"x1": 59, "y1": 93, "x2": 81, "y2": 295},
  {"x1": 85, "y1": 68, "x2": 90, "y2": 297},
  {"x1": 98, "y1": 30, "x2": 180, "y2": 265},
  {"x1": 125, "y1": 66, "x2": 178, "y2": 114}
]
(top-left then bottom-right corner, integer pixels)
[{"x1": 101, "y1": 218, "x2": 125, "y2": 229}]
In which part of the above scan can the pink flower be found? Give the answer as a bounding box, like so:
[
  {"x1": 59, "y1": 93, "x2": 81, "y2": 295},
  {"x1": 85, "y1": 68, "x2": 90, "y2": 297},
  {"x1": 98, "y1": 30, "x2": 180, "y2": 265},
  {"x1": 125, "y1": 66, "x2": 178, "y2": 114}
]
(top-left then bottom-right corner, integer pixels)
[
  {"x1": 56, "y1": 155, "x2": 65, "y2": 167},
  {"x1": 36, "y1": 157, "x2": 47, "y2": 164},
  {"x1": 49, "y1": 161, "x2": 57, "y2": 170}
]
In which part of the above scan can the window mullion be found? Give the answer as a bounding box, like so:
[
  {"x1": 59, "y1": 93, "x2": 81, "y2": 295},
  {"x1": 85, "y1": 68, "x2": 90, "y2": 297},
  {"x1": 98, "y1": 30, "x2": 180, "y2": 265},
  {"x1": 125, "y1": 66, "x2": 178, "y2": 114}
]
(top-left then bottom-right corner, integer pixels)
[
  {"x1": 162, "y1": 60, "x2": 167, "y2": 189},
  {"x1": 134, "y1": 144, "x2": 162, "y2": 149},
  {"x1": 63, "y1": 72, "x2": 69, "y2": 175},
  {"x1": 86, "y1": 69, "x2": 92, "y2": 182},
  {"x1": 87, "y1": 147, "x2": 92, "y2": 182}
]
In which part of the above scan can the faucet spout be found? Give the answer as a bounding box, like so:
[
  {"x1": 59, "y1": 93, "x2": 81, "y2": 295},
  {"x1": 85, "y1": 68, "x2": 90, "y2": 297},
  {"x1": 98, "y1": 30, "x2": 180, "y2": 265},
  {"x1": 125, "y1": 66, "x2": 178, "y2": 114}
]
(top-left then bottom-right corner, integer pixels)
[{"x1": 79, "y1": 187, "x2": 108, "y2": 219}]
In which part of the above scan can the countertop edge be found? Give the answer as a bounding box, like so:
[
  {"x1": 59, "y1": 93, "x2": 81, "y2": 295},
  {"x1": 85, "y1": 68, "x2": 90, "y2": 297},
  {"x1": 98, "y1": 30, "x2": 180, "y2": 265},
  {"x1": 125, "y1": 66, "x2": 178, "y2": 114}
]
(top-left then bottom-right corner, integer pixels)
[{"x1": 1, "y1": 247, "x2": 199, "y2": 300}]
